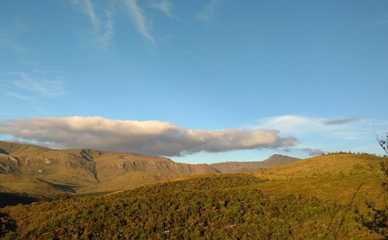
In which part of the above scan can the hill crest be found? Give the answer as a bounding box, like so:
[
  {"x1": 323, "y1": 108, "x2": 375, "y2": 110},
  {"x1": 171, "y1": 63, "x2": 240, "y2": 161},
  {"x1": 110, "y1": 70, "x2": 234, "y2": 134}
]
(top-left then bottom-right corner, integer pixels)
[{"x1": 211, "y1": 154, "x2": 299, "y2": 173}]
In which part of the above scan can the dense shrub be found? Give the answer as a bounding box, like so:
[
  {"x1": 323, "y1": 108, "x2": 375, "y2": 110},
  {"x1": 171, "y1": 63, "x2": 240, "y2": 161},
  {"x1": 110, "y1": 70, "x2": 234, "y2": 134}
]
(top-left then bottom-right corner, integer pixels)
[
  {"x1": 0, "y1": 212, "x2": 16, "y2": 239},
  {"x1": 357, "y1": 159, "x2": 388, "y2": 239},
  {"x1": 0, "y1": 175, "x2": 378, "y2": 239}
]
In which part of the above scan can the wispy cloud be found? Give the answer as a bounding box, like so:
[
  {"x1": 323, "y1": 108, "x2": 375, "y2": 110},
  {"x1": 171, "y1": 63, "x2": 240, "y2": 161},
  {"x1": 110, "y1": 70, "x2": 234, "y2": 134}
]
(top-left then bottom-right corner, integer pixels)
[
  {"x1": 69, "y1": 0, "x2": 100, "y2": 32},
  {"x1": 299, "y1": 148, "x2": 325, "y2": 156},
  {"x1": 99, "y1": 9, "x2": 114, "y2": 48},
  {"x1": 123, "y1": 0, "x2": 154, "y2": 42},
  {"x1": 281, "y1": 147, "x2": 325, "y2": 157},
  {"x1": 323, "y1": 118, "x2": 360, "y2": 126},
  {"x1": 1, "y1": 72, "x2": 65, "y2": 100},
  {"x1": 258, "y1": 115, "x2": 361, "y2": 135},
  {"x1": 4, "y1": 91, "x2": 33, "y2": 102},
  {"x1": 13, "y1": 76, "x2": 64, "y2": 97},
  {"x1": 70, "y1": 0, "x2": 116, "y2": 47},
  {"x1": 150, "y1": 0, "x2": 172, "y2": 17},
  {"x1": 80, "y1": 0, "x2": 100, "y2": 31},
  {"x1": 69, "y1": 0, "x2": 157, "y2": 44},
  {"x1": 256, "y1": 115, "x2": 382, "y2": 155},
  {"x1": 0, "y1": 116, "x2": 297, "y2": 156},
  {"x1": 196, "y1": 0, "x2": 219, "y2": 22}
]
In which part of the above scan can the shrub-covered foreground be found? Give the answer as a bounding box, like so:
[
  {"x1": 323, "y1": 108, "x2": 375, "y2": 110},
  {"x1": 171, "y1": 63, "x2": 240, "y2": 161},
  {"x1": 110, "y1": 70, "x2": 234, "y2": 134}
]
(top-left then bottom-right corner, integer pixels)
[
  {"x1": 0, "y1": 175, "x2": 382, "y2": 239},
  {"x1": 356, "y1": 159, "x2": 388, "y2": 239}
]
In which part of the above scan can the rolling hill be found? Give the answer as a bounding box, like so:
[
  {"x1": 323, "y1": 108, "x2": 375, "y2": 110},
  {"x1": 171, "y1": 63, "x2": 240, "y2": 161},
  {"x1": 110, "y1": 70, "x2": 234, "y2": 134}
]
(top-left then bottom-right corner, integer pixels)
[
  {"x1": 211, "y1": 154, "x2": 299, "y2": 173},
  {"x1": 0, "y1": 141, "x2": 219, "y2": 196},
  {"x1": 0, "y1": 142, "x2": 387, "y2": 239},
  {"x1": 255, "y1": 153, "x2": 386, "y2": 205},
  {"x1": 0, "y1": 174, "x2": 384, "y2": 239},
  {"x1": 0, "y1": 141, "x2": 299, "y2": 196}
]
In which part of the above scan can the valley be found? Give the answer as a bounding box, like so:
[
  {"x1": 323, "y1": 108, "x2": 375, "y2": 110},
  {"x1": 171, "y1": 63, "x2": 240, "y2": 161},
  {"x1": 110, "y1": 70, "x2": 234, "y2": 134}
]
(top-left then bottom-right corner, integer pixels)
[{"x1": 0, "y1": 141, "x2": 387, "y2": 239}]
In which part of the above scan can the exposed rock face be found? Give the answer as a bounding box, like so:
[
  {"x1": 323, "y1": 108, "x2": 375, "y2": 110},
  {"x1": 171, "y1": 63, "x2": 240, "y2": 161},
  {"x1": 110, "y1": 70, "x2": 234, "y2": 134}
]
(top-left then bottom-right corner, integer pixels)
[
  {"x1": 0, "y1": 151, "x2": 19, "y2": 174},
  {"x1": 0, "y1": 141, "x2": 218, "y2": 195},
  {"x1": 0, "y1": 142, "x2": 100, "y2": 186},
  {"x1": 94, "y1": 152, "x2": 218, "y2": 181},
  {"x1": 0, "y1": 141, "x2": 299, "y2": 195},
  {"x1": 0, "y1": 160, "x2": 18, "y2": 174}
]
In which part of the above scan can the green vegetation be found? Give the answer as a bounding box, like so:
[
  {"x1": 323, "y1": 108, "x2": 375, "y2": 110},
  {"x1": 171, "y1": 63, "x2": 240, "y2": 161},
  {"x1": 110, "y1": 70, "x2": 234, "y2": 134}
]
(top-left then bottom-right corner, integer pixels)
[
  {"x1": 1, "y1": 150, "x2": 387, "y2": 239},
  {"x1": 0, "y1": 141, "x2": 218, "y2": 196},
  {"x1": 0, "y1": 212, "x2": 16, "y2": 240},
  {"x1": 356, "y1": 159, "x2": 388, "y2": 239},
  {"x1": 0, "y1": 174, "x2": 383, "y2": 239},
  {"x1": 255, "y1": 153, "x2": 385, "y2": 204}
]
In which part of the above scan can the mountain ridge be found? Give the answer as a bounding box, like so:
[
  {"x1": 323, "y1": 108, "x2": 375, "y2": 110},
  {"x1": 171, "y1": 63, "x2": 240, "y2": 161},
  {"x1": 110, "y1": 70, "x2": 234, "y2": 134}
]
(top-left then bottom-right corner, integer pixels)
[
  {"x1": 211, "y1": 154, "x2": 300, "y2": 173},
  {"x1": 0, "y1": 143, "x2": 386, "y2": 239},
  {"x1": 0, "y1": 141, "x2": 299, "y2": 196}
]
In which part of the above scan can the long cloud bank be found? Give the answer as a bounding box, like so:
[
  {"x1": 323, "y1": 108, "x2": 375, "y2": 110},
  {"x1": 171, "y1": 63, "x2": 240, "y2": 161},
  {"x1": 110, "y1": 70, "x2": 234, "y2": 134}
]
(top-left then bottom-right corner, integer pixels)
[{"x1": 0, "y1": 116, "x2": 297, "y2": 156}]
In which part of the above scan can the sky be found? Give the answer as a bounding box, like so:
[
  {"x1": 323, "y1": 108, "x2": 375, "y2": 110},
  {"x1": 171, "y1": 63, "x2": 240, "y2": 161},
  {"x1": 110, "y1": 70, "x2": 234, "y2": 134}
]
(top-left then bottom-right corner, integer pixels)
[{"x1": 0, "y1": 0, "x2": 388, "y2": 163}]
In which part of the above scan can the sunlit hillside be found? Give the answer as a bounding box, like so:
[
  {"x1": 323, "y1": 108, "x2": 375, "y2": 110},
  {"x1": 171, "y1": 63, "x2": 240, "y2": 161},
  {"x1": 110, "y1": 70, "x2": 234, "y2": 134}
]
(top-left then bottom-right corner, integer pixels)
[
  {"x1": 0, "y1": 141, "x2": 218, "y2": 196},
  {"x1": 0, "y1": 174, "x2": 383, "y2": 240},
  {"x1": 1, "y1": 1, "x2": 387, "y2": 239},
  {"x1": 0, "y1": 141, "x2": 299, "y2": 196},
  {"x1": 1, "y1": 153, "x2": 387, "y2": 239},
  {"x1": 255, "y1": 153, "x2": 386, "y2": 204}
]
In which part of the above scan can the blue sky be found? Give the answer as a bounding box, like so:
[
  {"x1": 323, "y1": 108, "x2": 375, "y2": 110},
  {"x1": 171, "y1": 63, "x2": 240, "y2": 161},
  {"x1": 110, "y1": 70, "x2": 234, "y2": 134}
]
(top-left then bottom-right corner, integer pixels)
[{"x1": 1, "y1": 0, "x2": 388, "y2": 163}]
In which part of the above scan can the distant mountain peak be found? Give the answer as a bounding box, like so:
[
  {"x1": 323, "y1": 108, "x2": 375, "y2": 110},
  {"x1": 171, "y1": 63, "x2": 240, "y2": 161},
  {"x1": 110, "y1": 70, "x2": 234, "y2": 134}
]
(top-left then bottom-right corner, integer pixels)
[
  {"x1": 0, "y1": 141, "x2": 218, "y2": 196},
  {"x1": 261, "y1": 154, "x2": 299, "y2": 164}
]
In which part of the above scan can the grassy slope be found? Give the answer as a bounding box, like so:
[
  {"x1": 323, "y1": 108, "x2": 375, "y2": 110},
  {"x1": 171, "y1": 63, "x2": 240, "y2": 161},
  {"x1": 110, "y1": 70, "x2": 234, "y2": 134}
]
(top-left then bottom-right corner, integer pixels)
[
  {"x1": 1, "y1": 175, "x2": 381, "y2": 240},
  {"x1": 82, "y1": 152, "x2": 218, "y2": 193},
  {"x1": 211, "y1": 154, "x2": 299, "y2": 173},
  {"x1": 0, "y1": 152, "x2": 386, "y2": 239},
  {"x1": 255, "y1": 153, "x2": 385, "y2": 205},
  {"x1": 0, "y1": 141, "x2": 218, "y2": 196},
  {"x1": 0, "y1": 141, "x2": 98, "y2": 196}
]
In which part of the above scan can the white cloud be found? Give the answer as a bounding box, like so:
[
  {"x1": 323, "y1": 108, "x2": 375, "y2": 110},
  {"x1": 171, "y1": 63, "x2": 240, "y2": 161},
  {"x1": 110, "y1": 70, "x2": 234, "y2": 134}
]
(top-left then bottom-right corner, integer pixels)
[
  {"x1": 258, "y1": 115, "x2": 360, "y2": 135},
  {"x1": 0, "y1": 116, "x2": 297, "y2": 156},
  {"x1": 1, "y1": 115, "x2": 383, "y2": 157},
  {"x1": 123, "y1": 0, "x2": 154, "y2": 42},
  {"x1": 256, "y1": 115, "x2": 376, "y2": 155}
]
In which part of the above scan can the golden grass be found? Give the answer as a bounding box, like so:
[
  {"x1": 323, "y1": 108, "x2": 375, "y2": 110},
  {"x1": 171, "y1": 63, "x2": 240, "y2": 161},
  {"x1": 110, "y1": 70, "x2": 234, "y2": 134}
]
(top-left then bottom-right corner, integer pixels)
[{"x1": 255, "y1": 153, "x2": 386, "y2": 205}]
